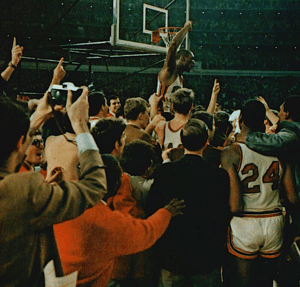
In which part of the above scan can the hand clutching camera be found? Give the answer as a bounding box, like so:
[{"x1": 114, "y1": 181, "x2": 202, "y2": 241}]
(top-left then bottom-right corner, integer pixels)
[{"x1": 49, "y1": 82, "x2": 83, "y2": 106}]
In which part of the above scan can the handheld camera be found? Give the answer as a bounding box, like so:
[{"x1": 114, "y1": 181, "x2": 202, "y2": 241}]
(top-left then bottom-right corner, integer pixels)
[{"x1": 49, "y1": 82, "x2": 83, "y2": 106}]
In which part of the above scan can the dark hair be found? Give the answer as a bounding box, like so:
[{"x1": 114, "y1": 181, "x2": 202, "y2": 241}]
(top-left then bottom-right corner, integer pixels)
[
  {"x1": 108, "y1": 95, "x2": 119, "y2": 106},
  {"x1": 210, "y1": 111, "x2": 233, "y2": 148},
  {"x1": 214, "y1": 111, "x2": 229, "y2": 123},
  {"x1": 0, "y1": 97, "x2": 30, "y2": 166},
  {"x1": 191, "y1": 111, "x2": 213, "y2": 131},
  {"x1": 283, "y1": 96, "x2": 300, "y2": 122},
  {"x1": 180, "y1": 119, "x2": 208, "y2": 151},
  {"x1": 191, "y1": 105, "x2": 206, "y2": 113},
  {"x1": 124, "y1": 97, "x2": 148, "y2": 121},
  {"x1": 88, "y1": 91, "x2": 106, "y2": 116},
  {"x1": 116, "y1": 106, "x2": 124, "y2": 118},
  {"x1": 240, "y1": 99, "x2": 265, "y2": 132},
  {"x1": 121, "y1": 139, "x2": 155, "y2": 176},
  {"x1": 101, "y1": 154, "x2": 122, "y2": 200},
  {"x1": 213, "y1": 111, "x2": 232, "y2": 136},
  {"x1": 91, "y1": 118, "x2": 126, "y2": 154},
  {"x1": 176, "y1": 49, "x2": 193, "y2": 60},
  {"x1": 171, "y1": 88, "x2": 194, "y2": 115}
]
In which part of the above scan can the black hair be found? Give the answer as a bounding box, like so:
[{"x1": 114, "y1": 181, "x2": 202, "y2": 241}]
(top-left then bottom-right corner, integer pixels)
[
  {"x1": 171, "y1": 88, "x2": 194, "y2": 115},
  {"x1": 108, "y1": 95, "x2": 119, "y2": 105},
  {"x1": 91, "y1": 118, "x2": 126, "y2": 154},
  {"x1": 180, "y1": 119, "x2": 208, "y2": 151},
  {"x1": 101, "y1": 154, "x2": 122, "y2": 201},
  {"x1": 191, "y1": 111, "x2": 213, "y2": 131},
  {"x1": 0, "y1": 97, "x2": 30, "y2": 166},
  {"x1": 121, "y1": 139, "x2": 155, "y2": 176},
  {"x1": 88, "y1": 91, "x2": 106, "y2": 116},
  {"x1": 176, "y1": 49, "x2": 193, "y2": 60},
  {"x1": 283, "y1": 96, "x2": 300, "y2": 122},
  {"x1": 240, "y1": 99, "x2": 265, "y2": 132}
]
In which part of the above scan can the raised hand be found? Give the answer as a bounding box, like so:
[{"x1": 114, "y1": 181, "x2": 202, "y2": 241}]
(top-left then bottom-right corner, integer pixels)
[
  {"x1": 11, "y1": 37, "x2": 23, "y2": 67},
  {"x1": 257, "y1": 96, "x2": 270, "y2": 112},
  {"x1": 30, "y1": 91, "x2": 63, "y2": 130},
  {"x1": 212, "y1": 79, "x2": 220, "y2": 95},
  {"x1": 52, "y1": 57, "x2": 66, "y2": 85},
  {"x1": 66, "y1": 86, "x2": 90, "y2": 134}
]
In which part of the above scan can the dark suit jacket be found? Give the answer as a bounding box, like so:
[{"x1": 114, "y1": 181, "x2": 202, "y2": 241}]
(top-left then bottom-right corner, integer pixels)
[
  {"x1": 0, "y1": 150, "x2": 107, "y2": 287},
  {"x1": 146, "y1": 154, "x2": 230, "y2": 276}
]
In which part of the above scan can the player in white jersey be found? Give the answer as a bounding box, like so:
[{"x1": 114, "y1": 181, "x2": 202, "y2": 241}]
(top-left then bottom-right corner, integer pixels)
[
  {"x1": 155, "y1": 88, "x2": 194, "y2": 150},
  {"x1": 221, "y1": 100, "x2": 298, "y2": 287}
]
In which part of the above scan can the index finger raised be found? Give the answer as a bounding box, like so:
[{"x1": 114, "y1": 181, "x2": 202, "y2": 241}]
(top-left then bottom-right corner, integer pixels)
[{"x1": 57, "y1": 57, "x2": 64, "y2": 67}]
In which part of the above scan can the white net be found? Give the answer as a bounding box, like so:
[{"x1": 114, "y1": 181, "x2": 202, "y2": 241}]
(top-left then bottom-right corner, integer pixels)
[{"x1": 158, "y1": 27, "x2": 182, "y2": 48}]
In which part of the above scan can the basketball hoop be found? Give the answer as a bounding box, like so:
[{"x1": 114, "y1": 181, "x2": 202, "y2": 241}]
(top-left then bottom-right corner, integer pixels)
[{"x1": 152, "y1": 27, "x2": 182, "y2": 49}]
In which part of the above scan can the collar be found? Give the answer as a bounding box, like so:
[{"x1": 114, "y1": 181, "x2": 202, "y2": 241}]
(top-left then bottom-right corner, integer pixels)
[
  {"x1": 126, "y1": 123, "x2": 141, "y2": 130},
  {"x1": 109, "y1": 111, "x2": 116, "y2": 117}
]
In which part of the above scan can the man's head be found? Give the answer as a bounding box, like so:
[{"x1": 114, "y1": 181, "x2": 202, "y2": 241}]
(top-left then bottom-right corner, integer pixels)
[
  {"x1": 108, "y1": 95, "x2": 121, "y2": 115},
  {"x1": 176, "y1": 49, "x2": 195, "y2": 72},
  {"x1": 240, "y1": 99, "x2": 266, "y2": 132},
  {"x1": 124, "y1": 97, "x2": 150, "y2": 129},
  {"x1": 0, "y1": 97, "x2": 30, "y2": 168},
  {"x1": 121, "y1": 139, "x2": 155, "y2": 176},
  {"x1": 180, "y1": 119, "x2": 208, "y2": 152},
  {"x1": 91, "y1": 118, "x2": 126, "y2": 159},
  {"x1": 25, "y1": 133, "x2": 44, "y2": 166},
  {"x1": 88, "y1": 91, "x2": 108, "y2": 118},
  {"x1": 191, "y1": 111, "x2": 215, "y2": 142},
  {"x1": 171, "y1": 88, "x2": 194, "y2": 115},
  {"x1": 279, "y1": 96, "x2": 300, "y2": 123}
]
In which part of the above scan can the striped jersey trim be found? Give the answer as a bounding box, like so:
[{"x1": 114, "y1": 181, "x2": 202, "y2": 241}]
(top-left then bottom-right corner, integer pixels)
[{"x1": 236, "y1": 209, "x2": 283, "y2": 218}]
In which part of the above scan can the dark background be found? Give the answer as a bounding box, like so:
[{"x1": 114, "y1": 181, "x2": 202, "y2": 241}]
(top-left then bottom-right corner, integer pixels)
[{"x1": 1, "y1": 0, "x2": 300, "y2": 111}]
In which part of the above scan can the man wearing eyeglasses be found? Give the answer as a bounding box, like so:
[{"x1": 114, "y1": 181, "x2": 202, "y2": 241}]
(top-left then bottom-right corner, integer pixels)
[{"x1": 19, "y1": 132, "x2": 44, "y2": 173}]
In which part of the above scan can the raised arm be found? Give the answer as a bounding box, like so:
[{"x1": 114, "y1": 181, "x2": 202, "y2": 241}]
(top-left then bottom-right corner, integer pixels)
[
  {"x1": 158, "y1": 21, "x2": 192, "y2": 81},
  {"x1": 207, "y1": 79, "x2": 220, "y2": 114},
  {"x1": 221, "y1": 145, "x2": 244, "y2": 214},
  {"x1": 236, "y1": 121, "x2": 299, "y2": 157},
  {"x1": 1, "y1": 37, "x2": 23, "y2": 83},
  {"x1": 50, "y1": 57, "x2": 66, "y2": 86},
  {"x1": 257, "y1": 96, "x2": 279, "y2": 125}
]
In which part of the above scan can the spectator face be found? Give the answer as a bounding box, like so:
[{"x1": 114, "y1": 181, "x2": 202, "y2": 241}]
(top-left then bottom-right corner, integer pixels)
[
  {"x1": 110, "y1": 98, "x2": 121, "y2": 114},
  {"x1": 25, "y1": 135, "x2": 44, "y2": 165}
]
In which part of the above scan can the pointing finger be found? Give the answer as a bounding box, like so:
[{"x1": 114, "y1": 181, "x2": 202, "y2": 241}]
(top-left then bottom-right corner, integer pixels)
[
  {"x1": 13, "y1": 37, "x2": 16, "y2": 48},
  {"x1": 58, "y1": 57, "x2": 64, "y2": 67}
]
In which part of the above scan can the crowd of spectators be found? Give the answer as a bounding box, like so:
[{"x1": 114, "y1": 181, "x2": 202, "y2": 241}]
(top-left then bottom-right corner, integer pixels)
[{"x1": 1, "y1": 34, "x2": 300, "y2": 287}]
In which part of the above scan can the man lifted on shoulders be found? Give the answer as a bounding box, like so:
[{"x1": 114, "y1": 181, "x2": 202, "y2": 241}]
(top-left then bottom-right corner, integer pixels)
[{"x1": 156, "y1": 21, "x2": 194, "y2": 101}]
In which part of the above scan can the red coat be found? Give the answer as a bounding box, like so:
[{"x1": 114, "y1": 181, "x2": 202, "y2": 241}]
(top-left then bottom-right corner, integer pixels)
[{"x1": 54, "y1": 201, "x2": 171, "y2": 286}]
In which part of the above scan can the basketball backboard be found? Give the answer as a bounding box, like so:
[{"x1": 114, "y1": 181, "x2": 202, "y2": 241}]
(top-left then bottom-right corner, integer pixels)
[{"x1": 110, "y1": 0, "x2": 190, "y2": 54}]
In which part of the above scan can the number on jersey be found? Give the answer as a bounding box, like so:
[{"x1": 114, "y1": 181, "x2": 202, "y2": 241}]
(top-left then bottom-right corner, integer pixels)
[{"x1": 241, "y1": 161, "x2": 280, "y2": 193}]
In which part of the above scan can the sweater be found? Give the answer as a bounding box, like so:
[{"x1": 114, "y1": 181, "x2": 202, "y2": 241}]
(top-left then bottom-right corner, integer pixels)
[{"x1": 54, "y1": 201, "x2": 171, "y2": 286}]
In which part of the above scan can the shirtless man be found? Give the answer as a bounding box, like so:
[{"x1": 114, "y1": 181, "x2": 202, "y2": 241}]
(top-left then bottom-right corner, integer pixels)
[{"x1": 156, "y1": 21, "x2": 194, "y2": 102}]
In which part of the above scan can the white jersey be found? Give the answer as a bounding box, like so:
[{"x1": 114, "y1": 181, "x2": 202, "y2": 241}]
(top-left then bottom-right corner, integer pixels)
[
  {"x1": 163, "y1": 121, "x2": 182, "y2": 149},
  {"x1": 236, "y1": 143, "x2": 283, "y2": 213},
  {"x1": 157, "y1": 75, "x2": 183, "y2": 100}
]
